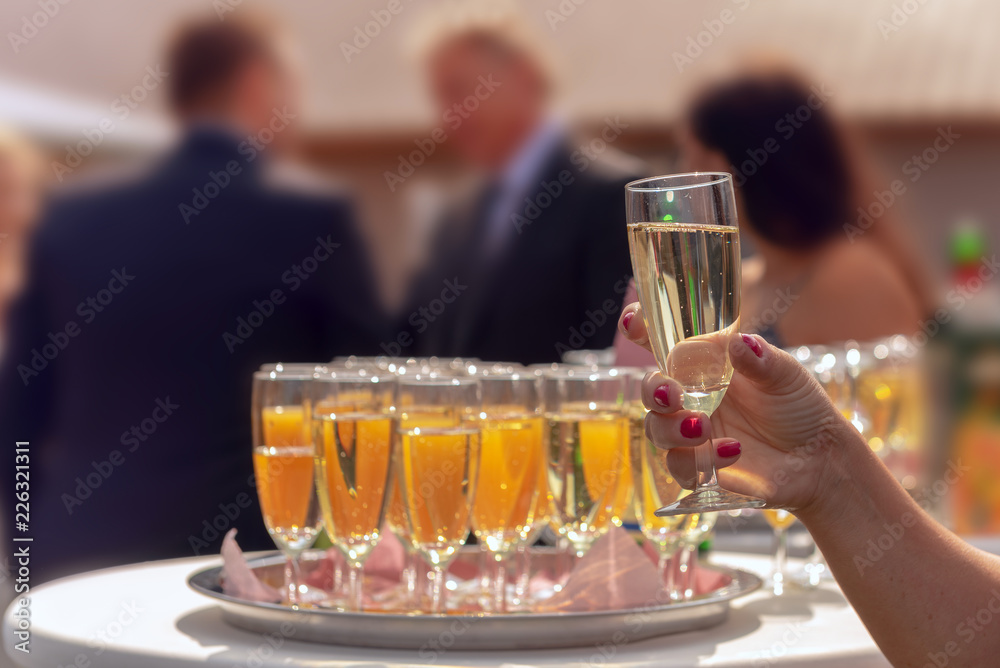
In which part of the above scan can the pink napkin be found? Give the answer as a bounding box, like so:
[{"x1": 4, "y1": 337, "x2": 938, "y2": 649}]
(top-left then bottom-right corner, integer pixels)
[
  {"x1": 220, "y1": 530, "x2": 281, "y2": 603},
  {"x1": 220, "y1": 526, "x2": 408, "y2": 602},
  {"x1": 220, "y1": 525, "x2": 731, "y2": 610},
  {"x1": 536, "y1": 527, "x2": 729, "y2": 612}
]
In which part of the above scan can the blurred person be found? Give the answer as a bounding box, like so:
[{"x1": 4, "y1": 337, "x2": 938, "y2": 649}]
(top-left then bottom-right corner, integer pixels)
[
  {"x1": 677, "y1": 70, "x2": 932, "y2": 347},
  {"x1": 618, "y1": 310, "x2": 1000, "y2": 667},
  {"x1": 402, "y1": 1, "x2": 641, "y2": 364},
  {"x1": 0, "y1": 127, "x2": 43, "y2": 349},
  {"x1": 0, "y1": 13, "x2": 384, "y2": 582}
]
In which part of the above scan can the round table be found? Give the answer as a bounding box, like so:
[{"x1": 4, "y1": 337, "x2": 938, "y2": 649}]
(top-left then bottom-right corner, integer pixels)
[{"x1": 2, "y1": 552, "x2": 889, "y2": 667}]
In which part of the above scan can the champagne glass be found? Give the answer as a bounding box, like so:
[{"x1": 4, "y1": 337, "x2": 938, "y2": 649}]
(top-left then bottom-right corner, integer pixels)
[
  {"x1": 627, "y1": 369, "x2": 686, "y2": 597},
  {"x1": 471, "y1": 366, "x2": 544, "y2": 613},
  {"x1": 626, "y1": 172, "x2": 765, "y2": 516},
  {"x1": 396, "y1": 374, "x2": 482, "y2": 614},
  {"x1": 311, "y1": 367, "x2": 396, "y2": 611},
  {"x1": 763, "y1": 509, "x2": 796, "y2": 595},
  {"x1": 542, "y1": 366, "x2": 629, "y2": 557},
  {"x1": 251, "y1": 368, "x2": 323, "y2": 607}
]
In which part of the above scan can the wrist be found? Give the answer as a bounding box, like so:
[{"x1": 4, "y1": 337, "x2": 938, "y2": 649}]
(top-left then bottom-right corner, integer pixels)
[{"x1": 795, "y1": 416, "x2": 876, "y2": 530}]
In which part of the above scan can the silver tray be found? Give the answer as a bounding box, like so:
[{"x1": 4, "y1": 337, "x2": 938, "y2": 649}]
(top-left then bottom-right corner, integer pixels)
[{"x1": 187, "y1": 549, "x2": 761, "y2": 650}]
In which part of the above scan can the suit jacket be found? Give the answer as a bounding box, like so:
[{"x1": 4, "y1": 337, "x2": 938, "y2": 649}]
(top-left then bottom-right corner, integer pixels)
[
  {"x1": 0, "y1": 129, "x2": 385, "y2": 582},
  {"x1": 407, "y1": 142, "x2": 640, "y2": 364}
]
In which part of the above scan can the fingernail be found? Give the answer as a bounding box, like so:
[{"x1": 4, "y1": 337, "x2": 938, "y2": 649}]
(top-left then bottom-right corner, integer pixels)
[
  {"x1": 742, "y1": 334, "x2": 763, "y2": 358},
  {"x1": 717, "y1": 441, "x2": 741, "y2": 458},
  {"x1": 653, "y1": 385, "x2": 670, "y2": 407},
  {"x1": 680, "y1": 416, "x2": 702, "y2": 439},
  {"x1": 622, "y1": 311, "x2": 633, "y2": 333}
]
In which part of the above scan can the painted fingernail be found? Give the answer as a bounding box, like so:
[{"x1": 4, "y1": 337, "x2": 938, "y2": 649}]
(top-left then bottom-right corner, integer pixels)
[
  {"x1": 742, "y1": 334, "x2": 763, "y2": 358},
  {"x1": 622, "y1": 311, "x2": 633, "y2": 333},
  {"x1": 653, "y1": 385, "x2": 670, "y2": 407},
  {"x1": 717, "y1": 441, "x2": 741, "y2": 458},
  {"x1": 680, "y1": 416, "x2": 702, "y2": 439}
]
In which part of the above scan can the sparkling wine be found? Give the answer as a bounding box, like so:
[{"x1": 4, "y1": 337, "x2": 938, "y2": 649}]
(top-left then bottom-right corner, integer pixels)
[
  {"x1": 253, "y1": 445, "x2": 320, "y2": 551},
  {"x1": 628, "y1": 410, "x2": 685, "y2": 548},
  {"x1": 627, "y1": 223, "x2": 741, "y2": 415},
  {"x1": 471, "y1": 414, "x2": 544, "y2": 553},
  {"x1": 546, "y1": 409, "x2": 628, "y2": 552},
  {"x1": 314, "y1": 412, "x2": 393, "y2": 563},
  {"x1": 261, "y1": 405, "x2": 311, "y2": 447},
  {"x1": 399, "y1": 425, "x2": 480, "y2": 566}
]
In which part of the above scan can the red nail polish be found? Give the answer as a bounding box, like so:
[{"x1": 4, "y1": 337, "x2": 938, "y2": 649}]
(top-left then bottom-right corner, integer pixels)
[
  {"x1": 717, "y1": 441, "x2": 741, "y2": 458},
  {"x1": 742, "y1": 334, "x2": 763, "y2": 358},
  {"x1": 680, "y1": 416, "x2": 702, "y2": 439},
  {"x1": 653, "y1": 385, "x2": 670, "y2": 407},
  {"x1": 622, "y1": 311, "x2": 633, "y2": 332}
]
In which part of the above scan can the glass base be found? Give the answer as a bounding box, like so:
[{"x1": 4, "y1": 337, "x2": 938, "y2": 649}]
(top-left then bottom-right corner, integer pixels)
[{"x1": 655, "y1": 486, "x2": 765, "y2": 517}]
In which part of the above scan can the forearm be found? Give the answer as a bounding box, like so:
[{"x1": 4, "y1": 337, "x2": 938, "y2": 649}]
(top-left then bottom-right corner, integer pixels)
[{"x1": 799, "y1": 434, "x2": 1000, "y2": 666}]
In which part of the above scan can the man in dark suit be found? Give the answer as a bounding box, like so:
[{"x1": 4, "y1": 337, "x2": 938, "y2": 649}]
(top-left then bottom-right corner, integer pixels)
[
  {"x1": 403, "y1": 13, "x2": 641, "y2": 364},
  {"x1": 0, "y1": 15, "x2": 383, "y2": 582}
]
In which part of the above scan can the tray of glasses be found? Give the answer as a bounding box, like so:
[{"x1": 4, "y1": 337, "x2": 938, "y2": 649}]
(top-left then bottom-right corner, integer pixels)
[{"x1": 188, "y1": 547, "x2": 761, "y2": 650}]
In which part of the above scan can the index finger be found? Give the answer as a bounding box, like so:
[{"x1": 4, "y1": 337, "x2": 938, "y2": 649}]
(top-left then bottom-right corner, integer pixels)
[
  {"x1": 619, "y1": 302, "x2": 652, "y2": 351},
  {"x1": 641, "y1": 371, "x2": 685, "y2": 415}
]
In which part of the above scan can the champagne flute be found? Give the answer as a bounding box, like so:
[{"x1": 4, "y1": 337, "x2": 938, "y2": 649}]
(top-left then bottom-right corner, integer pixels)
[
  {"x1": 626, "y1": 172, "x2": 765, "y2": 516},
  {"x1": 251, "y1": 368, "x2": 323, "y2": 607},
  {"x1": 471, "y1": 366, "x2": 544, "y2": 613},
  {"x1": 311, "y1": 367, "x2": 396, "y2": 611},
  {"x1": 763, "y1": 509, "x2": 796, "y2": 595},
  {"x1": 542, "y1": 366, "x2": 629, "y2": 557},
  {"x1": 396, "y1": 374, "x2": 482, "y2": 614},
  {"x1": 627, "y1": 369, "x2": 686, "y2": 597}
]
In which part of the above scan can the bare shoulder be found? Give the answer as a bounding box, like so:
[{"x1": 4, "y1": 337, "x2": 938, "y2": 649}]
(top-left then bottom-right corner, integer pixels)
[
  {"x1": 784, "y1": 240, "x2": 923, "y2": 343},
  {"x1": 815, "y1": 240, "x2": 913, "y2": 293}
]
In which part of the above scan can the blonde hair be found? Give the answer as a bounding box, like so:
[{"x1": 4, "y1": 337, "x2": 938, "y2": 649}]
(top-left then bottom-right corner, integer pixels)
[{"x1": 408, "y1": 0, "x2": 558, "y2": 91}]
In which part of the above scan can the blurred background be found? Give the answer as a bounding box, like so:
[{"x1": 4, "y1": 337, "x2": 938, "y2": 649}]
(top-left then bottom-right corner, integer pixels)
[
  {"x1": 3, "y1": 0, "x2": 998, "y2": 306},
  {"x1": 0, "y1": 0, "x2": 999, "y2": 603}
]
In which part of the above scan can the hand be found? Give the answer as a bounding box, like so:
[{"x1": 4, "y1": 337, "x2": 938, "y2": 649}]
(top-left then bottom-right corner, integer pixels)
[{"x1": 619, "y1": 303, "x2": 863, "y2": 514}]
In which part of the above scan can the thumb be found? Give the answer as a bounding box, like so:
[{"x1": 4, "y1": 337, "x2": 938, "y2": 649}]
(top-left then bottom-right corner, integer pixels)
[{"x1": 729, "y1": 333, "x2": 811, "y2": 394}]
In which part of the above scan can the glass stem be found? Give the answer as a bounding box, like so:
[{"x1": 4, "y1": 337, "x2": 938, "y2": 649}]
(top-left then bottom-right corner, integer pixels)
[
  {"x1": 332, "y1": 550, "x2": 344, "y2": 597},
  {"x1": 804, "y1": 540, "x2": 828, "y2": 587},
  {"x1": 657, "y1": 550, "x2": 673, "y2": 599},
  {"x1": 284, "y1": 553, "x2": 301, "y2": 607},
  {"x1": 694, "y1": 437, "x2": 719, "y2": 490},
  {"x1": 491, "y1": 553, "x2": 507, "y2": 613},
  {"x1": 429, "y1": 565, "x2": 446, "y2": 614},
  {"x1": 774, "y1": 527, "x2": 788, "y2": 583},
  {"x1": 479, "y1": 542, "x2": 492, "y2": 610},
  {"x1": 345, "y1": 561, "x2": 363, "y2": 611},
  {"x1": 555, "y1": 536, "x2": 573, "y2": 590},
  {"x1": 514, "y1": 541, "x2": 531, "y2": 610},
  {"x1": 401, "y1": 548, "x2": 417, "y2": 601},
  {"x1": 676, "y1": 545, "x2": 695, "y2": 600}
]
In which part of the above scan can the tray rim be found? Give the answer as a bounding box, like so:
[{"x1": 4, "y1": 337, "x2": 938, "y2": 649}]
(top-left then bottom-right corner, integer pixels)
[{"x1": 187, "y1": 549, "x2": 762, "y2": 621}]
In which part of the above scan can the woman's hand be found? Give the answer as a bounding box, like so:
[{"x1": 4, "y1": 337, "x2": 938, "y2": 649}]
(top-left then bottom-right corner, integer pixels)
[{"x1": 620, "y1": 302, "x2": 862, "y2": 515}]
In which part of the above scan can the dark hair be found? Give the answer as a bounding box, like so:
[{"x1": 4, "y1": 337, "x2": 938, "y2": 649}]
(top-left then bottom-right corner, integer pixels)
[
  {"x1": 688, "y1": 74, "x2": 852, "y2": 249},
  {"x1": 165, "y1": 16, "x2": 276, "y2": 116}
]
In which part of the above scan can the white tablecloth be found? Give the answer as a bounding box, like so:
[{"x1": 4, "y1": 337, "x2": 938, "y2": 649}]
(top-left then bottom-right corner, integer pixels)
[{"x1": 2, "y1": 552, "x2": 890, "y2": 667}]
